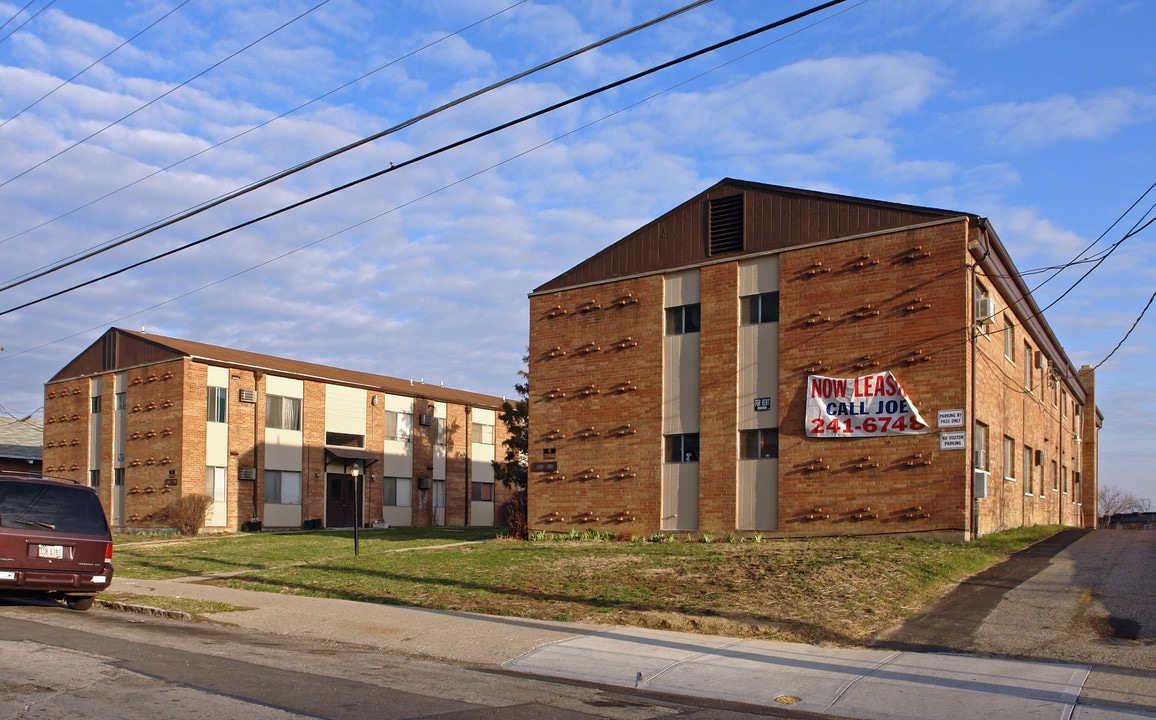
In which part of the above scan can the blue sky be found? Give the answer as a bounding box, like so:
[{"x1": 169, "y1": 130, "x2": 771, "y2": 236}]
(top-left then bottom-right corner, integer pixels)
[{"x1": 0, "y1": 0, "x2": 1153, "y2": 503}]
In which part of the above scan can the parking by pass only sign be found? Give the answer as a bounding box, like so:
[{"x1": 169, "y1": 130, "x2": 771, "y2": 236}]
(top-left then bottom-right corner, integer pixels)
[{"x1": 806, "y1": 372, "x2": 930, "y2": 437}]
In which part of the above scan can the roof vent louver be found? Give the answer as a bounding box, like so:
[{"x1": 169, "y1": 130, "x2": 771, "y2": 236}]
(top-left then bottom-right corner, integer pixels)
[{"x1": 708, "y1": 194, "x2": 744, "y2": 255}]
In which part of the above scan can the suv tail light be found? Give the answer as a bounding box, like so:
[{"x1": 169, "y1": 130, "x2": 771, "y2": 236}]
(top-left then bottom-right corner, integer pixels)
[{"x1": 104, "y1": 542, "x2": 113, "y2": 561}]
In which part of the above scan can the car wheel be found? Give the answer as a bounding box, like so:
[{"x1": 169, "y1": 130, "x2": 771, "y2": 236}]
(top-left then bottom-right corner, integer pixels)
[{"x1": 66, "y1": 596, "x2": 95, "y2": 611}]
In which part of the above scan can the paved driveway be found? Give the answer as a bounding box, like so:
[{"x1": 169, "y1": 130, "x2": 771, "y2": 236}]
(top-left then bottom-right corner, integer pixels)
[{"x1": 876, "y1": 528, "x2": 1156, "y2": 713}]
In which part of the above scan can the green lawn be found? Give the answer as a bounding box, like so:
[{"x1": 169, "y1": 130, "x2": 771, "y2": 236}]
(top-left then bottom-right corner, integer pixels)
[{"x1": 112, "y1": 525, "x2": 1063, "y2": 645}]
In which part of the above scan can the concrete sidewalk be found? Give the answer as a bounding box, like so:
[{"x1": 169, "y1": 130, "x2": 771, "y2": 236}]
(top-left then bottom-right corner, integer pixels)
[{"x1": 109, "y1": 575, "x2": 1154, "y2": 720}]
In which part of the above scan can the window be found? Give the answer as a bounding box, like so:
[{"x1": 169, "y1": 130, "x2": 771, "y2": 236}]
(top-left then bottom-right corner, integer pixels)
[
  {"x1": 1051, "y1": 460, "x2": 1058, "y2": 491},
  {"x1": 471, "y1": 481, "x2": 494, "y2": 502},
  {"x1": 666, "y1": 433, "x2": 699, "y2": 463},
  {"x1": 264, "y1": 470, "x2": 301, "y2": 505},
  {"x1": 1003, "y1": 436, "x2": 1015, "y2": 481},
  {"x1": 382, "y1": 477, "x2": 412, "y2": 507},
  {"x1": 975, "y1": 281, "x2": 993, "y2": 333},
  {"x1": 472, "y1": 422, "x2": 494, "y2": 445},
  {"x1": 666, "y1": 304, "x2": 701, "y2": 335},
  {"x1": 207, "y1": 386, "x2": 228, "y2": 423},
  {"x1": 90, "y1": 396, "x2": 102, "y2": 414},
  {"x1": 265, "y1": 395, "x2": 301, "y2": 431},
  {"x1": 434, "y1": 417, "x2": 447, "y2": 447},
  {"x1": 973, "y1": 422, "x2": 988, "y2": 470},
  {"x1": 114, "y1": 468, "x2": 125, "y2": 487},
  {"x1": 326, "y1": 432, "x2": 364, "y2": 448},
  {"x1": 384, "y1": 410, "x2": 412, "y2": 441},
  {"x1": 740, "y1": 429, "x2": 778, "y2": 459},
  {"x1": 115, "y1": 391, "x2": 126, "y2": 411},
  {"x1": 1023, "y1": 446, "x2": 1033, "y2": 495},
  {"x1": 742, "y1": 292, "x2": 779, "y2": 324},
  {"x1": 88, "y1": 469, "x2": 100, "y2": 488},
  {"x1": 1061, "y1": 464, "x2": 1069, "y2": 494},
  {"x1": 1024, "y1": 342, "x2": 1033, "y2": 392},
  {"x1": 1003, "y1": 316, "x2": 1015, "y2": 359}
]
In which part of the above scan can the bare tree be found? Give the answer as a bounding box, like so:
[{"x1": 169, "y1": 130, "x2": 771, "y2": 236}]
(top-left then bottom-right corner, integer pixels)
[{"x1": 1098, "y1": 484, "x2": 1151, "y2": 521}]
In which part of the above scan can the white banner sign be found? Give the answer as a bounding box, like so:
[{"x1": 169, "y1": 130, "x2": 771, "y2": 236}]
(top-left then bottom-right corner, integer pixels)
[{"x1": 806, "y1": 372, "x2": 930, "y2": 437}]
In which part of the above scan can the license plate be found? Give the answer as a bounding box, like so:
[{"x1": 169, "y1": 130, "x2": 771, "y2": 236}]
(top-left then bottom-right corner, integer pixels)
[
  {"x1": 0, "y1": 571, "x2": 14, "y2": 580},
  {"x1": 38, "y1": 545, "x2": 64, "y2": 559}
]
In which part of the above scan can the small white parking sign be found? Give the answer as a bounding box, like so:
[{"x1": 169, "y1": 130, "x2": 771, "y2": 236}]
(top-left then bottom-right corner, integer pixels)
[
  {"x1": 940, "y1": 431, "x2": 967, "y2": 450},
  {"x1": 938, "y1": 409, "x2": 965, "y2": 428}
]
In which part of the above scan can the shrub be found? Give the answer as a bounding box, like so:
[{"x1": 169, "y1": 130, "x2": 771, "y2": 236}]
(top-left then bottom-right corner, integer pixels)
[
  {"x1": 166, "y1": 494, "x2": 213, "y2": 536},
  {"x1": 504, "y1": 491, "x2": 528, "y2": 540}
]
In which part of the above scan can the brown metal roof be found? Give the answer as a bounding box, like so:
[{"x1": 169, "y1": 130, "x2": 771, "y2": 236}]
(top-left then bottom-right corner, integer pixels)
[
  {"x1": 50, "y1": 328, "x2": 506, "y2": 410},
  {"x1": 532, "y1": 178, "x2": 972, "y2": 294}
]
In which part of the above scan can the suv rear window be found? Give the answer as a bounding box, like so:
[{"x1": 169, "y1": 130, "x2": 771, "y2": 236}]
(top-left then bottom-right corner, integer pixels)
[{"x1": 0, "y1": 481, "x2": 109, "y2": 535}]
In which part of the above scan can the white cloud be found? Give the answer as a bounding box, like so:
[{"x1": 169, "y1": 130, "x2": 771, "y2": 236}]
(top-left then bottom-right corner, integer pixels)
[{"x1": 975, "y1": 90, "x2": 1156, "y2": 149}]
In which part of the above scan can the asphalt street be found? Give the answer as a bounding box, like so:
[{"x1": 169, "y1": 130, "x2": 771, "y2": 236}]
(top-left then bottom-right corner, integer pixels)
[{"x1": 2, "y1": 528, "x2": 1153, "y2": 719}]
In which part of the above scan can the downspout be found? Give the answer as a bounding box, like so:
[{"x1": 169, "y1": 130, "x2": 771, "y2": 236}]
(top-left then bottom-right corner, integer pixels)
[
  {"x1": 463, "y1": 405, "x2": 471, "y2": 529},
  {"x1": 1021, "y1": 392, "x2": 1027, "y2": 527},
  {"x1": 969, "y1": 228, "x2": 986, "y2": 541},
  {"x1": 1058, "y1": 394, "x2": 1065, "y2": 526},
  {"x1": 970, "y1": 302, "x2": 979, "y2": 539},
  {"x1": 252, "y1": 371, "x2": 263, "y2": 528}
]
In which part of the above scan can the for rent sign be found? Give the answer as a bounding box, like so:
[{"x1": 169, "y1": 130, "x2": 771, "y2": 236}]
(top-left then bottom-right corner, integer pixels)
[{"x1": 806, "y1": 372, "x2": 930, "y2": 437}]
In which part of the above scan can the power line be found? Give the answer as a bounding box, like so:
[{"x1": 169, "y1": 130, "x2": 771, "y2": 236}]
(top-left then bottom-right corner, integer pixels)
[
  {"x1": 0, "y1": 0, "x2": 859, "y2": 362},
  {"x1": 0, "y1": 0, "x2": 55, "y2": 45},
  {"x1": 1096, "y1": 288, "x2": 1156, "y2": 370},
  {"x1": 0, "y1": 1, "x2": 38, "y2": 34},
  {"x1": 0, "y1": 0, "x2": 711, "y2": 293},
  {"x1": 1031, "y1": 179, "x2": 1156, "y2": 294},
  {"x1": 3, "y1": 0, "x2": 851, "y2": 316},
  {"x1": 0, "y1": 0, "x2": 532, "y2": 259},
  {"x1": 0, "y1": 0, "x2": 335, "y2": 189},
  {"x1": 0, "y1": 1, "x2": 193, "y2": 129}
]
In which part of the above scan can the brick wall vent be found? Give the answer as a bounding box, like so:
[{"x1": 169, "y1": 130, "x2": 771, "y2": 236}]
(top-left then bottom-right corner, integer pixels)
[{"x1": 902, "y1": 245, "x2": 932, "y2": 261}]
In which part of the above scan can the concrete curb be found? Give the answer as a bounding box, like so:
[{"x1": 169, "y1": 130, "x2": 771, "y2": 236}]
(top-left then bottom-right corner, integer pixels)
[{"x1": 98, "y1": 599, "x2": 193, "y2": 622}]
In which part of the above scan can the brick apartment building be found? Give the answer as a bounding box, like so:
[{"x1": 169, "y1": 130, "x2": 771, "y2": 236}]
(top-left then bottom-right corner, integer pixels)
[
  {"x1": 0, "y1": 417, "x2": 42, "y2": 476},
  {"x1": 528, "y1": 179, "x2": 1099, "y2": 540},
  {"x1": 42, "y1": 328, "x2": 514, "y2": 532}
]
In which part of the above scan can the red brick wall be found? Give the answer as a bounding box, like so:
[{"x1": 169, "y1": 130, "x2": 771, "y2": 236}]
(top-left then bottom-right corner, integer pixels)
[
  {"x1": 301, "y1": 380, "x2": 327, "y2": 526},
  {"x1": 698, "y1": 262, "x2": 739, "y2": 533},
  {"x1": 971, "y1": 261, "x2": 1089, "y2": 535},
  {"x1": 777, "y1": 222, "x2": 972, "y2": 538},
  {"x1": 528, "y1": 276, "x2": 665, "y2": 534},
  {"x1": 43, "y1": 381, "x2": 90, "y2": 482}
]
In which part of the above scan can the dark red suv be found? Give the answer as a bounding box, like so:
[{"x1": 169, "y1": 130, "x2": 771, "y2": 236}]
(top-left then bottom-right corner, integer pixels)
[{"x1": 0, "y1": 474, "x2": 114, "y2": 610}]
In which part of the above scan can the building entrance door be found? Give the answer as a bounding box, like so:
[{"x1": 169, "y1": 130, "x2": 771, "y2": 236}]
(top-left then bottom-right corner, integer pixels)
[{"x1": 326, "y1": 473, "x2": 356, "y2": 528}]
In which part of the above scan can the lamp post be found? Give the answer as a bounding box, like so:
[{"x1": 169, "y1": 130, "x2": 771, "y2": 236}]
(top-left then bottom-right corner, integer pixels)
[{"x1": 350, "y1": 462, "x2": 361, "y2": 556}]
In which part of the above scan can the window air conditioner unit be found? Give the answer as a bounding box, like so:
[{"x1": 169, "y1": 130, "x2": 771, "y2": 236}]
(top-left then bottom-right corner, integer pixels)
[
  {"x1": 973, "y1": 448, "x2": 986, "y2": 469},
  {"x1": 419, "y1": 414, "x2": 432, "y2": 426},
  {"x1": 239, "y1": 467, "x2": 256, "y2": 480},
  {"x1": 975, "y1": 296, "x2": 996, "y2": 323},
  {"x1": 973, "y1": 469, "x2": 989, "y2": 499},
  {"x1": 239, "y1": 389, "x2": 257, "y2": 403}
]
